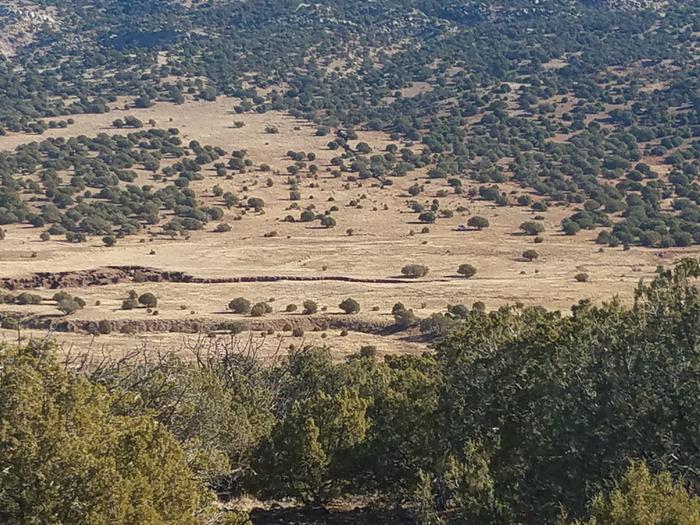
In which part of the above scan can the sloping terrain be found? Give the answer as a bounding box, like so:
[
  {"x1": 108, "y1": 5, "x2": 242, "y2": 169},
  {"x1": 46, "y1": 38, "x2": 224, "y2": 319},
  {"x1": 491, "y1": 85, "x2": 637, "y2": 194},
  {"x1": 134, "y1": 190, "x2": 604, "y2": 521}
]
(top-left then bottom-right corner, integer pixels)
[{"x1": 0, "y1": 0, "x2": 697, "y2": 356}]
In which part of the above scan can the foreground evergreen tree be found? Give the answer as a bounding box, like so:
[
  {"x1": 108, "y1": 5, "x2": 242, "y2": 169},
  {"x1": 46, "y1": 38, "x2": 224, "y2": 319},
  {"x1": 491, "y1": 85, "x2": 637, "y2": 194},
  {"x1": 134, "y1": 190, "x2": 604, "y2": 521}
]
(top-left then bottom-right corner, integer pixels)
[
  {"x1": 437, "y1": 259, "x2": 700, "y2": 521},
  {"x1": 0, "y1": 342, "x2": 205, "y2": 525},
  {"x1": 570, "y1": 461, "x2": 700, "y2": 525},
  {"x1": 252, "y1": 349, "x2": 370, "y2": 506}
]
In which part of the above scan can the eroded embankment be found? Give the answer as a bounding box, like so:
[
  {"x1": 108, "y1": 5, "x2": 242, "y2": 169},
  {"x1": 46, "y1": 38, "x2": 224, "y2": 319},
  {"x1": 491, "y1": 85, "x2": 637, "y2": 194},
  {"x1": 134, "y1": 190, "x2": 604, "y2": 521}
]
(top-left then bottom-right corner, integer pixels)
[
  {"x1": 0, "y1": 266, "x2": 446, "y2": 290},
  {"x1": 0, "y1": 310, "x2": 396, "y2": 336}
]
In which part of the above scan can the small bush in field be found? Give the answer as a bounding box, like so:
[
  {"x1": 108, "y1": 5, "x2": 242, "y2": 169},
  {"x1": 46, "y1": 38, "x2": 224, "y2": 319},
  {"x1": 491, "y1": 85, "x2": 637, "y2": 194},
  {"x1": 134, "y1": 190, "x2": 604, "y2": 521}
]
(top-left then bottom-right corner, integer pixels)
[
  {"x1": 339, "y1": 298, "x2": 360, "y2": 314},
  {"x1": 228, "y1": 297, "x2": 251, "y2": 314},
  {"x1": 250, "y1": 302, "x2": 269, "y2": 317},
  {"x1": 303, "y1": 300, "x2": 318, "y2": 314},
  {"x1": 138, "y1": 293, "x2": 158, "y2": 308},
  {"x1": 522, "y1": 249, "x2": 539, "y2": 261},
  {"x1": 457, "y1": 264, "x2": 477, "y2": 279},
  {"x1": 401, "y1": 264, "x2": 429, "y2": 278}
]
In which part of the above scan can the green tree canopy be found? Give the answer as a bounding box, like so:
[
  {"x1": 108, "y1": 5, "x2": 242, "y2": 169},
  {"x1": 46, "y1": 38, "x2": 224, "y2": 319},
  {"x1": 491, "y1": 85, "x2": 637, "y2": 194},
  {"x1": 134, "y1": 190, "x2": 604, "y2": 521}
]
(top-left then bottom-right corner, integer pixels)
[{"x1": 0, "y1": 342, "x2": 205, "y2": 525}]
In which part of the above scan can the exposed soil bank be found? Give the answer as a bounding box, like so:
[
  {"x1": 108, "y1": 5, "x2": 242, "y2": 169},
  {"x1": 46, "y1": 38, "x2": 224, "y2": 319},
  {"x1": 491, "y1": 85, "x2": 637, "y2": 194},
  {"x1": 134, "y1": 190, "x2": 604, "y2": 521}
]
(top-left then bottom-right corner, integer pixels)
[
  {"x1": 0, "y1": 310, "x2": 397, "y2": 336},
  {"x1": 1, "y1": 266, "x2": 447, "y2": 290}
]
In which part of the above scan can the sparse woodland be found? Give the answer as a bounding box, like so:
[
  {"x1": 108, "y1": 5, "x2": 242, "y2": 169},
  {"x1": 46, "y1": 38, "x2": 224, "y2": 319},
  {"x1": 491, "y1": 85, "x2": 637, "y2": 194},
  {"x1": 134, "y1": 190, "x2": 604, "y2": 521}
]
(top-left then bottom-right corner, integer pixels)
[{"x1": 0, "y1": 0, "x2": 698, "y2": 247}]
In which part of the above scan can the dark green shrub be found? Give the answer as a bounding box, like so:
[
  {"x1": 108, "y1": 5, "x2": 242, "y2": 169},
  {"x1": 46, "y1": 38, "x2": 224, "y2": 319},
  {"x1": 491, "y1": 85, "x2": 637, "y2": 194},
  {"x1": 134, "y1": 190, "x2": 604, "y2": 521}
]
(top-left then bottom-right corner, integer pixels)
[
  {"x1": 303, "y1": 300, "x2": 318, "y2": 314},
  {"x1": 468, "y1": 216, "x2": 490, "y2": 230},
  {"x1": 339, "y1": 298, "x2": 360, "y2": 314},
  {"x1": 457, "y1": 264, "x2": 477, "y2": 278},
  {"x1": 523, "y1": 249, "x2": 539, "y2": 261},
  {"x1": 401, "y1": 264, "x2": 429, "y2": 278},
  {"x1": 138, "y1": 293, "x2": 158, "y2": 308},
  {"x1": 228, "y1": 297, "x2": 251, "y2": 314},
  {"x1": 520, "y1": 221, "x2": 545, "y2": 236}
]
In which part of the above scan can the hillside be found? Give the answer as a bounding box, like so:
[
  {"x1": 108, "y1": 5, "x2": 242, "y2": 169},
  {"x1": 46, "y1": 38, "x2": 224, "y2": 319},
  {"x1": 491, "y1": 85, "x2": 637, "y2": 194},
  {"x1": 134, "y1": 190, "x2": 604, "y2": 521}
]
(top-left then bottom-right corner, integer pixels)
[{"x1": 0, "y1": 1, "x2": 698, "y2": 522}]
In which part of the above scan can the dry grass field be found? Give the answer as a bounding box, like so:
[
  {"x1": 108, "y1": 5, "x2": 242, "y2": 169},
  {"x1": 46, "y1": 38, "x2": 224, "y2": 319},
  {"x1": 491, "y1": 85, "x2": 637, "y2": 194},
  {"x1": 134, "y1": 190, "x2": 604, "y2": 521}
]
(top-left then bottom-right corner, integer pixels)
[{"x1": 1, "y1": 96, "x2": 697, "y2": 356}]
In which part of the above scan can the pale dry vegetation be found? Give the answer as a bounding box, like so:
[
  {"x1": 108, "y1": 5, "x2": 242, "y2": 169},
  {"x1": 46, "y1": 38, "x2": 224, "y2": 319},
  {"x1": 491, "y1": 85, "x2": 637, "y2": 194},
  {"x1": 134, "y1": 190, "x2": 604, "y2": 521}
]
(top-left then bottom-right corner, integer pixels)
[{"x1": 0, "y1": 97, "x2": 696, "y2": 354}]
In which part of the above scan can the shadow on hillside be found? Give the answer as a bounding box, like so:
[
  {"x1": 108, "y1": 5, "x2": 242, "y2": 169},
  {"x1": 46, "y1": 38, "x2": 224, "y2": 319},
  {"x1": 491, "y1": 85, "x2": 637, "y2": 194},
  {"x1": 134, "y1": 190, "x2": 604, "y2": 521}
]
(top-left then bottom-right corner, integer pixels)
[{"x1": 250, "y1": 507, "x2": 411, "y2": 524}]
